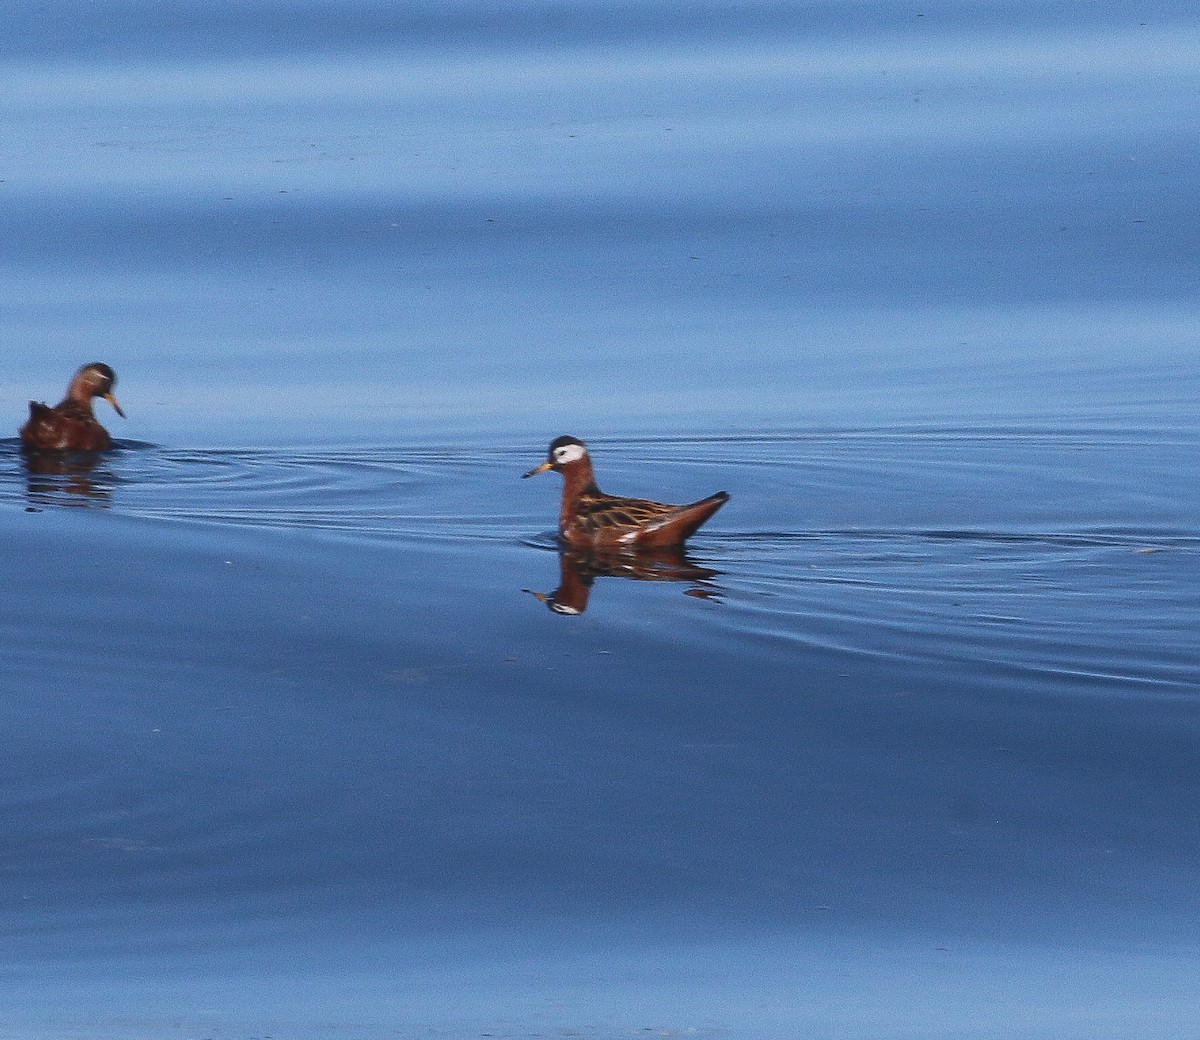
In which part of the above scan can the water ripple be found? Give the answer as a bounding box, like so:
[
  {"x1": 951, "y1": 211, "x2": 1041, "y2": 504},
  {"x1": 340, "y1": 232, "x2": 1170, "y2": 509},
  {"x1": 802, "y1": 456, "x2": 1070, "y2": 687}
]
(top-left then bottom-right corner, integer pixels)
[
  {"x1": 1, "y1": 441, "x2": 527, "y2": 543},
  {"x1": 2, "y1": 434, "x2": 1196, "y2": 701}
]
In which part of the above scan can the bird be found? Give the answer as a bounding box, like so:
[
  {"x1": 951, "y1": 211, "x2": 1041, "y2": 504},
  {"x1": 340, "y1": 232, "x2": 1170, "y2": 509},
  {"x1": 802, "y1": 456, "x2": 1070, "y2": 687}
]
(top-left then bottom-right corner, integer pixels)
[
  {"x1": 522, "y1": 435, "x2": 728, "y2": 548},
  {"x1": 19, "y1": 362, "x2": 125, "y2": 452}
]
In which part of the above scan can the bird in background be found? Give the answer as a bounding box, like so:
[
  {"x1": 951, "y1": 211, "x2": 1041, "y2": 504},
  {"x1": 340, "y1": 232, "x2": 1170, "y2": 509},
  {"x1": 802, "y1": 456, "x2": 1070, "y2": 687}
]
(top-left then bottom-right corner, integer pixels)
[{"x1": 19, "y1": 362, "x2": 125, "y2": 452}]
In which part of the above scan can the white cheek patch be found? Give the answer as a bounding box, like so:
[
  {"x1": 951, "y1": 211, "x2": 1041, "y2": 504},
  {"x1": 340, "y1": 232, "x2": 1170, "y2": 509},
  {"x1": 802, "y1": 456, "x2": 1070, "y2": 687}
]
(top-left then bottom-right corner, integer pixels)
[{"x1": 554, "y1": 443, "x2": 586, "y2": 464}]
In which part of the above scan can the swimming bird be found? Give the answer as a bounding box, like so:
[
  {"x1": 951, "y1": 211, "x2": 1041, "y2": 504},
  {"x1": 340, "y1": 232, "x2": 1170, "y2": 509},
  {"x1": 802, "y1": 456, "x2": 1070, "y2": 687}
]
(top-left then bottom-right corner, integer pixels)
[
  {"x1": 522, "y1": 435, "x2": 729, "y2": 548},
  {"x1": 19, "y1": 362, "x2": 125, "y2": 452}
]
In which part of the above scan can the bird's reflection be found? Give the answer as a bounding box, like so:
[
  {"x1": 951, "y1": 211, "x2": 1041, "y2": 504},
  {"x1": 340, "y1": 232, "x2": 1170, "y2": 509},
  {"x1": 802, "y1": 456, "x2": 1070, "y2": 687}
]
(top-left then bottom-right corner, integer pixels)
[
  {"x1": 525, "y1": 545, "x2": 722, "y2": 615},
  {"x1": 21, "y1": 449, "x2": 116, "y2": 509}
]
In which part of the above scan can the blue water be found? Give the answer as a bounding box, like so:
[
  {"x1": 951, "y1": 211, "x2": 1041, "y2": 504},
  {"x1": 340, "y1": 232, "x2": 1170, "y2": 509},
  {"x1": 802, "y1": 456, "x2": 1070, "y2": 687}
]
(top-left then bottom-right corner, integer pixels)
[{"x1": 2, "y1": 2, "x2": 1199, "y2": 1037}]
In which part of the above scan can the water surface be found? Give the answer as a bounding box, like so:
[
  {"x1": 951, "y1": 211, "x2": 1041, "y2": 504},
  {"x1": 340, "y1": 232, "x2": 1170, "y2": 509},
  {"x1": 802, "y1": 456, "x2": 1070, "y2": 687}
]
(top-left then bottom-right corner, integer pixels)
[{"x1": 1, "y1": 1, "x2": 1198, "y2": 1037}]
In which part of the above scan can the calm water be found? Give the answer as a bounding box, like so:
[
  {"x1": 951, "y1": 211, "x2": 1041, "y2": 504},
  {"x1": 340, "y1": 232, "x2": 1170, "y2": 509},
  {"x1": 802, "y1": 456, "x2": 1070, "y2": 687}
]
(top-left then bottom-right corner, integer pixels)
[{"x1": 2, "y1": 2, "x2": 1199, "y2": 1038}]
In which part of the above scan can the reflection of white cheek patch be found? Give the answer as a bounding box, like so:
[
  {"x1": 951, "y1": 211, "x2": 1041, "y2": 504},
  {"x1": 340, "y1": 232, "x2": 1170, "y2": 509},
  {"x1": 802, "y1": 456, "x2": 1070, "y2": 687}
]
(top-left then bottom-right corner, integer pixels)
[{"x1": 555, "y1": 444, "x2": 586, "y2": 464}]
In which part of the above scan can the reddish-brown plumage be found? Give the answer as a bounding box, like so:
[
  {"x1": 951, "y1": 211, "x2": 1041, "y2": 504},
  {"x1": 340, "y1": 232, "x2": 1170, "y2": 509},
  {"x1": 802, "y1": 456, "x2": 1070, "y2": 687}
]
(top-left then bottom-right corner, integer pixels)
[
  {"x1": 523, "y1": 435, "x2": 729, "y2": 549},
  {"x1": 19, "y1": 363, "x2": 125, "y2": 452}
]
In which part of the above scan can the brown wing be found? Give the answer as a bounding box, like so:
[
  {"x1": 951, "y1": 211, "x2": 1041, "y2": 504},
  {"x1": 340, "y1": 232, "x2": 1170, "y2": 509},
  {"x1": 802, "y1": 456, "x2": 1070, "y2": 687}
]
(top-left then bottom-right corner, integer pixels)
[
  {"x1": 638, "y1": 492, "x2": 729, "y2": 546},
  {"x1": 20, "y1": 402, "x2": 61, "y2": 449},
  {"x1": 20, "y1": 401, "x2": 112, "y2": 452},
  {"x1": 575, "y1": 491, "x2": 678, "y2": 534},
  {"x1": 574, "y1": 490, "x2": 729, "y2": 546}
]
